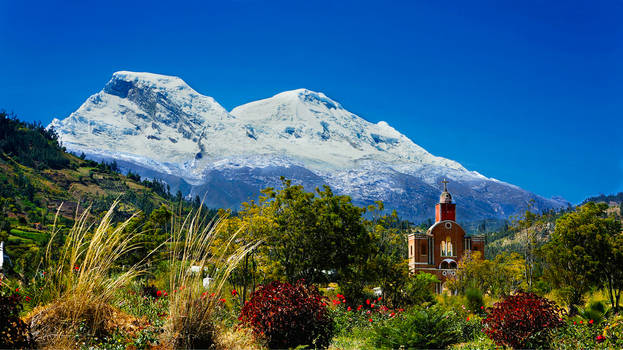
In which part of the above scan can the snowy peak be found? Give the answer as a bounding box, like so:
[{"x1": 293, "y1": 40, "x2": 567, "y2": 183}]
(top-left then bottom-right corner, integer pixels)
[
  {"x1": 107, "y1": 71, "x2": 192, "y2": 93},
  {"x1": 50, "y1": 71, "x2": 232, "y2": 167},
  {"x1": 230, "y1": 88, "x2": 466, "y2": 171}
]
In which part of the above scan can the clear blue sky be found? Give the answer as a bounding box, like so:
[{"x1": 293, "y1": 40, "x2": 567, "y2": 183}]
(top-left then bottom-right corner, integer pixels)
[{"x1": 1, "y1": 0, "x2": 621, "y2": 204}]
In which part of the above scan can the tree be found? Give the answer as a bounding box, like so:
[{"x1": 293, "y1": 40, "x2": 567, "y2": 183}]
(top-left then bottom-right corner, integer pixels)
[
  {"x1": 224, "y1": 178, "x2": 373, "y2": 302},
  {"x1": 400, "y1": 273, "x2": 439, "y2": 305},
  {"x1": 541, "y1": 202, "x2": 622, "y2": 314},
  {"x1": 266, "y1": 179, "x2": 371, "y2": 286},
  {"x1": 446, "y1": 251, "x2": 526, "y2": 297},
  {"x1": 365, "y1": 203, "x2": 412, "y2": 307},
  {"x1": 120, "y1": 204, "x2": 172, "y2": 269}
]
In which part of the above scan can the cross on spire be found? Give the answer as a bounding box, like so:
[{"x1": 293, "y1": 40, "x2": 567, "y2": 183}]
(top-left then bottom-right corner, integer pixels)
[{"x1": 441, "y1": 178, "x2": 449, "y2": 192}]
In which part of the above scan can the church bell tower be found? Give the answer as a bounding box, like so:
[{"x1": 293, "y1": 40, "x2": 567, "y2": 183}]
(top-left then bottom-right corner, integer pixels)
[{"x1": 435, "y1": 179, "x2": 456, "y2": 222}]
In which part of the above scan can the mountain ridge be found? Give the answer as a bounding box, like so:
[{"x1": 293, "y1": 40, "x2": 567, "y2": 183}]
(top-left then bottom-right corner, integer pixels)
[{"x1": 49, "y1": 71, "x2": 569, "y2": 221}]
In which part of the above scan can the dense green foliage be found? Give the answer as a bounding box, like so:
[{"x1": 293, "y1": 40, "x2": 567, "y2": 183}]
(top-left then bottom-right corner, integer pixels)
[
  {"x1": 371, "y1": 305, "x2": 463, "y2": 349},
  {"x1": 0, "y1": 111, "x2": 69, "y2": 170},
  {"x1": 541, "y1": 202, "x2": 623, "y2": 314}
]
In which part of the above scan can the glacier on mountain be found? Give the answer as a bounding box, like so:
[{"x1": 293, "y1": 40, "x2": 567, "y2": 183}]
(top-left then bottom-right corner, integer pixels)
[{"x1": 50, "y1": 71, "x2": 569, "y2": 222}]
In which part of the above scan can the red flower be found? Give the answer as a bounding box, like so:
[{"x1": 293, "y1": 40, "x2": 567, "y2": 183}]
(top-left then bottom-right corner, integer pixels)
[
  {"x1": 156, "y1": 290, "x2": 163, "y2": 297},
  {"x1": 347, "y1": 306, "x2": 352, "y2": 311},
  {"x1": 596, "y1": 335, "x2": 605, "y2": 343},
  {"x1": 220, "y1": 298, "x2": 226, "y2": 303},
  {"x1": 589, "y1": 319, "x2": 594, "y2": 324},
  {"x1": 231, "y1": 289, "x2": 238, "y2": 296},
  {"x1": 366, "y1": 299, "x2": 370, "y2": 305},
  {"x1": 580, "y1": 320, "x2": 583, "y2": 324},
  {"x1": 377, "y1": 296, "x2": 382, "y2": 301},
  {"x1": 15, "y1": 288, "x2": 19, "y2": 292},
  {"x1": 369, "y1": 318, "x2": 373, "y2": 322},
  {"x1": 573, "y1": 321, "x2": 577, "y2": 325},
  {"x1": 357, "y1": 305, "x2": 363, "y2": 311},
  {"x1": 74, "y1": 266, "x2": 79, "y2": 271},
  {"x1": 371, "y1": 303, "x2": 375, "y2": 308},
  {"x1": 467, "y1": 317, "x2": 470, "y2": 321},
  {"x1": 389, "y1": 312, "x2": 395, "y2": 317}
]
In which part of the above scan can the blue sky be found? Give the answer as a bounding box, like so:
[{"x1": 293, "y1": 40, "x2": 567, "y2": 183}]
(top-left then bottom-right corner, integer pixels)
[{"x1": 1, "y1": 0, "x2": 621, "y2": 204}]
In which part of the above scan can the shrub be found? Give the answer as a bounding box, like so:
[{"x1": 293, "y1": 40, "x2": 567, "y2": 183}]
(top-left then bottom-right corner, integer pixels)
[
  {"x1": 329, "y1": 294, "x2": 402, "y2": 337},
  {"x1": 239, "y1": 280, "x2": 334, "y2": 348},
  {"x1": 0, "y1": 287, "x2": 32, "y2": 348},
  {"x1": 581, "y1": 300, "x2": 607, "y2": 324},
  {"x1": 399, "y1": 272, "x2": 438, "y2": 306},
  {"x1": 549, "y1": 318, "x2": 605, "y2": 349},
  {"x1": 589, "y1": 300, "x2": 606, "y2": 314},
  {"x1": 464, "y1": 287, "x2": 484, "y2": 315},
  {"x1": 482, "y1": 292, "x2": 565, "y2": 349},
  {"x1": 371, "y1": 305, "x2": 463, "y2": 349}
]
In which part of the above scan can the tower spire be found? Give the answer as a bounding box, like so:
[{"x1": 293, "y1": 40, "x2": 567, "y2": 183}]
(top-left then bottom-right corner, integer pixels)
[{"x1": 436, "y1": 177, "x2": 456, "y2": 222}]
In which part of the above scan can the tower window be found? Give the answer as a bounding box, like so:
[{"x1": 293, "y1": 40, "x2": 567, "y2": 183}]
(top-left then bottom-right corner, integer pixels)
[{"x1": 441, "y1": 236, "x2": 453, "y2": 257}]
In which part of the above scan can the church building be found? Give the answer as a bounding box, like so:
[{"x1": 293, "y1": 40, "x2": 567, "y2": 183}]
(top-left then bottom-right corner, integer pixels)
[{"x1": 408, "y1": 180, "x2": 485, "y2": 293}]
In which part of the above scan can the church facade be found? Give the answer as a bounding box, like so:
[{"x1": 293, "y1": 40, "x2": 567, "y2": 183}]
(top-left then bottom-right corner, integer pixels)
[{"x1": 408, "y1": 180, "x2": 485, "y2": 293}]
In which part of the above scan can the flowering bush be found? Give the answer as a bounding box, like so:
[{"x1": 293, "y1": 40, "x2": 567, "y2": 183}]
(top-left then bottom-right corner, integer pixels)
[
  {"x1": 482, "y1": 292, "x2": 565, "y2": 348},
  {"x1": 0, "y1": 285, "x2": 32, "y2": 348},
  {"x1": 329, "y1": 294, "x2": 399, "y2": 336},
  {"x1": 550, "y1": 315, "x2": 623, "y2": 349},
  {"x1": 239, "y1": 280, "x2": 333, "y2": 348}
]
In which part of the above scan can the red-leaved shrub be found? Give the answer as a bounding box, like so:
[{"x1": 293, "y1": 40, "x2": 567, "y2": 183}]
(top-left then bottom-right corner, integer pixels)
[
  {"x1": 0, "y1": 291, "x2": 32, "y2": 348},
  {"x1": 482, "y1": 292, "x2": 565, "y2": 348},
  {"x1": 239, "y1": 280, "x2": 333, "y2": 348}
]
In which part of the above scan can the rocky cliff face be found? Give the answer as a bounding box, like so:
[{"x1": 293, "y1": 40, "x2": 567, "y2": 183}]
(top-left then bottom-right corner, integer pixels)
[{"x1": 50, "y1": 71, "x2": 569, "y2": 221}]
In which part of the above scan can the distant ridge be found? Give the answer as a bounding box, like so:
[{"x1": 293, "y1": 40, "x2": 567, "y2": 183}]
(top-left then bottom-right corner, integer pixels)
[{"x1": 582, "y1": 192, "x2": 623, "y2": 205}]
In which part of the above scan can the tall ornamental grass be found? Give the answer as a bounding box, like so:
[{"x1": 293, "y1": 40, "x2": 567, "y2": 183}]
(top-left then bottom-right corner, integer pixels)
[
  {"x1": 26, "y1": 201, "x2": 145, "y2": 347},
  {"x1": 163, "y1": 206, "x2": 257, "y2": 349}
]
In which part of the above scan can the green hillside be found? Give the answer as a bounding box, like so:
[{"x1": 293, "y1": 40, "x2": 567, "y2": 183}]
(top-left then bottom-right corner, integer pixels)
[{"x1": 0, "y1": 111, "x2": 214, "y2": 277}]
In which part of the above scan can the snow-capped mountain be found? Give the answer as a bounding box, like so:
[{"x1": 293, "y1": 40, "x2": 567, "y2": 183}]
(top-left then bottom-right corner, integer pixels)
[{"x1": 50, "y1": 71, "x2": 569, "y2": 222}]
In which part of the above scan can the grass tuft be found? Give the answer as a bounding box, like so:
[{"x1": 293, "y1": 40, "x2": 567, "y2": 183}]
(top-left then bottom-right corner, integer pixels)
[
  {"x1": 25, "y1": 200, "x2": 145, "y2": 347},
  {"x1": 162, "y1": 206, "x2": 257, "y2": 349}
]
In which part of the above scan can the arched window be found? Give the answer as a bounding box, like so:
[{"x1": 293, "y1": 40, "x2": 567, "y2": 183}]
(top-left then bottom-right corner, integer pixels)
[
  {"x1": 441, "y1": 261, "x2": 449, "y2": 269},
  {"x1": 441, "y1": 237, "x2": 453, "y2": 257}
]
